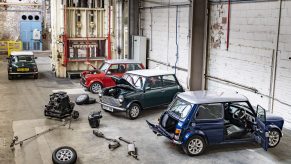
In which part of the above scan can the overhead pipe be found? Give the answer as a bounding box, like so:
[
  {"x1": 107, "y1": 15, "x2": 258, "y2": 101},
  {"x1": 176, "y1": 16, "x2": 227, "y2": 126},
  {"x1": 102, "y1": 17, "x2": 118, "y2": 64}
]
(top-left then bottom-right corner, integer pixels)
[{"x1": 209, "y1": 0, "x2": 279, "y2": 4}]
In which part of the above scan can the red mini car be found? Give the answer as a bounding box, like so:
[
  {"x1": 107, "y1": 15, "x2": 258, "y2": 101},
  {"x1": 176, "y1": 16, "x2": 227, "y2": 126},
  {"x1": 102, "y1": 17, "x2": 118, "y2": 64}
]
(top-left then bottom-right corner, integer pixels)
[{"x1": 80, "y1": 60, "x2": 144, "y2": 93}]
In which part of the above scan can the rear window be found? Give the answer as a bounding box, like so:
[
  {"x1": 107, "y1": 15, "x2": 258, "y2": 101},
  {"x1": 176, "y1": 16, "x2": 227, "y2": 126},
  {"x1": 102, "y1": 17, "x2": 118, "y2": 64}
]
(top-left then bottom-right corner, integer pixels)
[
  {"x1": 196, "y1": 103, "x2": 223, "y2": 120},
  {"x1": 127, "y1": 63, "x2": 143, "y2": 71},
  {"x1": 168, "y1": 98, "x2": 192, "y2": 119}
]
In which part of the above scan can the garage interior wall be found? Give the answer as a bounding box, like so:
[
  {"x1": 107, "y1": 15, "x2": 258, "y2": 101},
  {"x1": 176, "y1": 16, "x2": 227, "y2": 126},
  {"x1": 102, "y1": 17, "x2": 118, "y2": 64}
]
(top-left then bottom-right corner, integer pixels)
[
  {"x1": 140, "y1": 0, "x2": 191, "y2": 88},
  {"x1": 207, "y1": 0, "x2": 291, "y2": 129}
]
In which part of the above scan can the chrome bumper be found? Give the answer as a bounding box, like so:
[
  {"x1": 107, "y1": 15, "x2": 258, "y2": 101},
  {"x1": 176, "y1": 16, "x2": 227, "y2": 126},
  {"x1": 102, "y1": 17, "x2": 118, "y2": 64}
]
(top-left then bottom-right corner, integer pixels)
[
  {"x1": 97, "y1": 101, "x2": 126, "y2": 112},
  {"x1": 9, "y1": 72, "x2": 38, "y2": 75}
]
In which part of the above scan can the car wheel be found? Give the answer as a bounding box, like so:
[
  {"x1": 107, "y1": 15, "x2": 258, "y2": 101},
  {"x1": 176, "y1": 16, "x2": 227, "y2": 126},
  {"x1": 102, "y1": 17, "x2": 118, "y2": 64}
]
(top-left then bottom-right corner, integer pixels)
[
  {"x1": 71, "y1": 111, "x2": 79, "y2": 119},
  {"x1": 52, "y1": 146, "x2": 77, "y2": 164},
  {"x1": 8, "y1": 75, "x2": 13, "y2": 80},
  {"x1": 34, "y1": 74, "x2": 38, "y2": 79},
  {"x1": 126, "y1": 103, "x2": 141, "y2": 120},
  {"x1": 183, "y1": 135, "x2": 206, "y2": 156},
  {"x1": 75, "y1": 94, "x2": 89, "y2": 105},
  {"x1": 90, "y1": 82, "x2": 102, "y2": 94},
  {"x1": 269, "y1": 129, "x2": 281, "y2": 148}
]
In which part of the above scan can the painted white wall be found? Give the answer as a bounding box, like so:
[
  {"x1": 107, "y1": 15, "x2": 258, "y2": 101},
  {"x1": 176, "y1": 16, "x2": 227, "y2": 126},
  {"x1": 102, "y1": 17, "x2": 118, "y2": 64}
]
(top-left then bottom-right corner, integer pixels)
[
  {"x1": 207, "y1": 1, "x2": 291, "y2": 129},
  {"x1": 140, "y1": 0, "x2": 190, "y2": 88}
]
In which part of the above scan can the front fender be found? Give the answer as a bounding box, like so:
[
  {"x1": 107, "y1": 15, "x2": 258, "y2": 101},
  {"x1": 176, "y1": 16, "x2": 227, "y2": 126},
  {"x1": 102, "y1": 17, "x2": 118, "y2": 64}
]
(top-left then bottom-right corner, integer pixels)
[
  {"x1": 89, "y1": 79, "x2": 104, "y2": 87},
  {"x1": 268, "y1": 124, "x2": 283, "y2": 137},
  {"x1": 182, "y1": 130, "x2": 208, "y2": 145},
  {"x1": 126, "y1": 100, "x2": 142, "y2": 109}
]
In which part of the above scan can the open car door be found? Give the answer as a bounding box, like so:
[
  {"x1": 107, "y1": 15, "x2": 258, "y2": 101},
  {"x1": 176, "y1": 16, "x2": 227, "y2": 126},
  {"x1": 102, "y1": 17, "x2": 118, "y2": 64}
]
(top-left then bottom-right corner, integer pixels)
[{"x1": 255, "y1": 105, "x2": 269, "y2": 151}]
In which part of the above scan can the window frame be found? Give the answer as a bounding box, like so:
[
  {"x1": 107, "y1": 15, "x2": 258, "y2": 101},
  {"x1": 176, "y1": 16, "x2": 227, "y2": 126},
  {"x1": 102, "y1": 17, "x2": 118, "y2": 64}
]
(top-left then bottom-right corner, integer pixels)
[
  {"x1": 162, "y1": 74, "x2": 178, "y2": 87},
  {"x1": 194, "y1": 103, "x2": 224, "y2": 121}
]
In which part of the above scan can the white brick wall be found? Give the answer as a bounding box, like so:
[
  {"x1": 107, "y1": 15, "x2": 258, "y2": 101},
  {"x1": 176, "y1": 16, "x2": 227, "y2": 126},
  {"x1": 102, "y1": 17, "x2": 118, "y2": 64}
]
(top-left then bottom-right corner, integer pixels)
[
  {"x1": 140, "y1": 0, "x2": 190, "y2": 88},
  {"x1": 208, "y1": 1, "x2": 291, "y2": 129}
]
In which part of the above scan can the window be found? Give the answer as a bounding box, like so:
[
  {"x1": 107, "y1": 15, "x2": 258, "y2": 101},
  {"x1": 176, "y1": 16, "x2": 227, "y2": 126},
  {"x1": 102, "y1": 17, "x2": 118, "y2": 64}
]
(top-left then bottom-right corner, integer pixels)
[
  {"x1": 162, "y1": 75, "x2": 177, "y2": 86},
  {"x1": 169, "y1": 98, "x2": 192, "y2": 119},
  {"x1": 146, "y1": 76, "x2": 162, "y2": 89},
  {"x1": 122, "y1": 74, "x2": 145, "y2": 89},
  {"x1": 108, "y1": 64, "x2": 126, "y2": 74},
  {"x1": 127, "y1": 64, "x2": 143, "y2": 71},
  {"x1": 229, "y1": 102, "x2": 253, "y2": 114},
  {"x1": 196, "y1": 103, "x2": 223, "y2": 120},
  {"x1": 99, "y1": 63, "x2": 110, "y2": 72}
]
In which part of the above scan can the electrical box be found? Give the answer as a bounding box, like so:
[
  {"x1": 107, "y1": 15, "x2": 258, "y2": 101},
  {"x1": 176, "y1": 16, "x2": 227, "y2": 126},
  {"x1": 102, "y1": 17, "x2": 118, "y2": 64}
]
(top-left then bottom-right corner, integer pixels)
[
  {"x1": 132, "y1": 36, "x2": 147, "y2": 67},
  {"x1": 33, "y1": 29, "x2": 41, "y2": 40}
]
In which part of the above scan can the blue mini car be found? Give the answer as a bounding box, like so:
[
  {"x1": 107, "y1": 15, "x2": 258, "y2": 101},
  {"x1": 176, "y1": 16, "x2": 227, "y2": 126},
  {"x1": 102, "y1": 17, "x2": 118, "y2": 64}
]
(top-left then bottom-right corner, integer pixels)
[{"x1": 147, "y1": 91, "x2": 284, "y2": 156}]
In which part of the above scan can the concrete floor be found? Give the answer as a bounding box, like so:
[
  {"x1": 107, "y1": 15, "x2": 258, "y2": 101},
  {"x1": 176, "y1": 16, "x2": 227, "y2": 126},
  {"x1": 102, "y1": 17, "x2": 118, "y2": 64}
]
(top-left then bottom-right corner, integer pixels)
[{"x1": 1, "y1": 55, "x2": 291, "y2": 164}]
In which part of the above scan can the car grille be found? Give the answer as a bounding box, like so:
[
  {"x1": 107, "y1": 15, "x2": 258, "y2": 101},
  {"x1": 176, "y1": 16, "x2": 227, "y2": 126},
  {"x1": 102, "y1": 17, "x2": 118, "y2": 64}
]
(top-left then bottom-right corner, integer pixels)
[{"x1": 101, "y1": 96, "x2": 121, "y2": 107}]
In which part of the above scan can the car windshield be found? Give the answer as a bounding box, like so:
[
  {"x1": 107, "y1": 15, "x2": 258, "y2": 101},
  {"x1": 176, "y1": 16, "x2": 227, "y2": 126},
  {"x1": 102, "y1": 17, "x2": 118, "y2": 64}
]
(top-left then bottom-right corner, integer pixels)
[
  {"x1": 12, "y1": 55, "x2": 34, "y2": 63},
  {"x1": 99, "y1": 63, "x2": 110, "y2": 72},
  {"x1": 168, "y1": 97, "x2": 192, "y2": 120},
  {"x1": 122, "y1": 74, "x2": 145, "y2": 89}
]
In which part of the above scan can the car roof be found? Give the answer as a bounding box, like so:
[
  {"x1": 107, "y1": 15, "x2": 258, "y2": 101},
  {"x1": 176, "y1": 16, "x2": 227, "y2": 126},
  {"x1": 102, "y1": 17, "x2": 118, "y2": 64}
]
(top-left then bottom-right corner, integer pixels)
[
  {"x1": 126, "y1": 69, "x2": 175, "y2": 77},
  {"x1": 178, "y1": 90, "x2": 249, "y2": 104},
  {"x1": 11, "y1": 51, "x2": 34, "y2": 56},
  {"x1": 105, "y1": 59, "x2": 142, "y2": 64}
]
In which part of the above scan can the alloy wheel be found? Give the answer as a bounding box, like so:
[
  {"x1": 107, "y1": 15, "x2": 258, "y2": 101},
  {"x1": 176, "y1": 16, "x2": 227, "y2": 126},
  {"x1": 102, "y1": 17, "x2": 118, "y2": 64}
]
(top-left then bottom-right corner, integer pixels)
[
  {"x1": 269, "y1": 130, "x2": 280, "y2": 147},
  {"x1": 56, "y1": 148, "x2": 74, "y2": 162},
  {"x1": 130, "y1": 106, "x2": 140, "y2": 118},
  {"x1": 91, "y1": 83, "x2": 102, "y2": 93},
  {"x1": 188, "y1": 138, "x2": 203, "y2": 155}
]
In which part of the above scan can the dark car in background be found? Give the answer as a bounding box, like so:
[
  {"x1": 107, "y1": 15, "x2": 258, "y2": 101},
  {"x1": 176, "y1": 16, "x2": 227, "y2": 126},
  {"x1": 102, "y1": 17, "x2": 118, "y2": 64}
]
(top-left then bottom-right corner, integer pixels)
[
  {"x1": 7, "y1": 51, "x2": 38, "y2": 80},
  {"x1": 80, "y1": 60, "x2": 144, "y2": 94},
  {"x1": 98, "y1": 69, "x2": 184, "y2": 119},
  {"x1": 147, "y1": 91, "x2": 284, "y2": 156}
]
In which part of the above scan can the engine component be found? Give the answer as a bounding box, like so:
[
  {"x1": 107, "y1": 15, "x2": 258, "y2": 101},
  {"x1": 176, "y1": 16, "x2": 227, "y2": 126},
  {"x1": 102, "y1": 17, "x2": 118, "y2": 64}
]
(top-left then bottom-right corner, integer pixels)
[
  {"x1": 93, "y1": 130, "x2": 120, "y2": 151},
  {"x1": 88, "y1": 111, "x2": 102, "y2": 128},
  {"x1": 119, "y1": 137, "x2": 138, "y2": 160},
  {"x1": 44, "y1": 92, "x2": 79, "y2": 119}
]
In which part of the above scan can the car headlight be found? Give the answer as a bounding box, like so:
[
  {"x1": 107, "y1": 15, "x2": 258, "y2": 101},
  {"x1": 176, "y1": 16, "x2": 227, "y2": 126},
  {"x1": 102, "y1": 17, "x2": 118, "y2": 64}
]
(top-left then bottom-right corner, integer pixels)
[
  {"x1": 118, "y1": 95, "x2": 124, "y2": 103},
  {"x1": 9, "y1": 67, "x2": 12, "y2": 71},
  {"x1": 33, "y1": 65, "x2": 38, "y2": 72},
  {"x1": 98, "y1": 92, "x2": 103, "y2": 98}
]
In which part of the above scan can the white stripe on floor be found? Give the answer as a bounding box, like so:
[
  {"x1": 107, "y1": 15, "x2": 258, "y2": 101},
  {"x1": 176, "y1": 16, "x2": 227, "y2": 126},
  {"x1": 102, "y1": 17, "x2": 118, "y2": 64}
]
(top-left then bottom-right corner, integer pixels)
[{"x1": 52, "y1": 88, "x2": 86, "y2": 95}]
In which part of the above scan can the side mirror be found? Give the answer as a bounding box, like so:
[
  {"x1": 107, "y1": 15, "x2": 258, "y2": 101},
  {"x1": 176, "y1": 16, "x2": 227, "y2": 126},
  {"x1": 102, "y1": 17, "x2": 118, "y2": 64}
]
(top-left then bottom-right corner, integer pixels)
[
  {"x1": 107, "y1": 71, "x2": 112, "y2": 75},
  {"x1": 34, "y1": 57, "x2": 38, "y2": 59}
]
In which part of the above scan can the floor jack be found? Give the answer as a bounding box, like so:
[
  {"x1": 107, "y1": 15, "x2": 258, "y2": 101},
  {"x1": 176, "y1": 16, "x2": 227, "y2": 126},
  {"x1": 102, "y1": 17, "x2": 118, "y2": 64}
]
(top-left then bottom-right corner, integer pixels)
[{"x1": 10, "y1": 118, "x2": 74, "y2": 151}]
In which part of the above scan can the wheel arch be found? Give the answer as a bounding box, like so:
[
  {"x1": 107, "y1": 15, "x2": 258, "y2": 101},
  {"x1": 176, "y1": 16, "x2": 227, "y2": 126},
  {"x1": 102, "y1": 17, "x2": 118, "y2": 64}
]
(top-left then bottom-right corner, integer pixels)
[
  {"x1": 126, "y1": 100, "x2": 143, "y2": 109},
  {"x1": 268, "y1": 124, "x2": 282, "y2": 137},
  {"x1": 182, "y1": 130, "x2": 208, "y2": 145},
  {"x1": 89, "y1": 79, "x2": 104, "y2": 88}
]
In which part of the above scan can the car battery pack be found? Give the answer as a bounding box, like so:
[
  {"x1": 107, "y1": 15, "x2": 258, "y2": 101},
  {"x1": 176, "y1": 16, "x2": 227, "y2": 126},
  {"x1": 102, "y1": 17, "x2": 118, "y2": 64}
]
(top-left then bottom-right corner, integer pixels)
[{"x1": 88, "y1": 111, "x2": 103, "y2": 128}]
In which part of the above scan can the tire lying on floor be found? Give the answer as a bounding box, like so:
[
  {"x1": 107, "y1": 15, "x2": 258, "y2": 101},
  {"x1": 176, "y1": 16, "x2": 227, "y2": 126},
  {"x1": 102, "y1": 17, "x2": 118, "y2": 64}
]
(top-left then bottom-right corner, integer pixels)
[
  {"x1": 86, "y1": 98, "x2": 96, "y2": 104},
  {"x1": 52, "y1": 146, "x2": 77, "y2": 164},
  {"x1": 75, "y1": 94, "x2": 89, "y2": 105}
]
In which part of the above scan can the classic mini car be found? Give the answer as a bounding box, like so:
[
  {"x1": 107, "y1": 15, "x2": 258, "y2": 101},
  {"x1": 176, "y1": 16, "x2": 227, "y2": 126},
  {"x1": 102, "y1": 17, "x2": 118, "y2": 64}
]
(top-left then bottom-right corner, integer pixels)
[
  {"x1": 147, "y1": 91, "x2": 284, "y2": 156},
  {"x1": 80, "y1": 60, "x2": 144, "y2": 93},
  {"x1": 98, "y1": 69, "x2": 184, "y2": 119},
  {"x1": 7, "y1": 51, "x2": 38, "y2": 80}
]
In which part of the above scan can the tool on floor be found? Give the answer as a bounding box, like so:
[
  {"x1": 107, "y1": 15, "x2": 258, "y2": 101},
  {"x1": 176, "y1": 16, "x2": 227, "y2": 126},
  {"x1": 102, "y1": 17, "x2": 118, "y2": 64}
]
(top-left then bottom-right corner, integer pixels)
[
  {"x1": 10, "y1": 120, "x2": 71, "y2": 151},
  {"x1": 119, "y1": 137, "x2": 138, "y2": 160},
  {"x1": 93, "y1": 130, "x2": 120, "y2": 150}
]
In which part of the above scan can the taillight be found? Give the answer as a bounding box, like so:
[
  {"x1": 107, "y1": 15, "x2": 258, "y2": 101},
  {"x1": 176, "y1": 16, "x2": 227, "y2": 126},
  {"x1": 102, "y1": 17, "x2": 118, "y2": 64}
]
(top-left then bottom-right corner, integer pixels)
[{"x1": 174, "y1": 129, "x2": 181, "y2": 140}]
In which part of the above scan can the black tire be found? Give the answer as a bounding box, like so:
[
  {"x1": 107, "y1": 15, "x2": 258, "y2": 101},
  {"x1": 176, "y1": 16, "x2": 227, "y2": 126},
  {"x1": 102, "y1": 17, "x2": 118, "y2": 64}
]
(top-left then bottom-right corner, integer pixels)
[
  {"x1": 8, "y1": 75, "x2": 13, "y2": 80},
  {"x1": 72, "y1": 111, "x2": 79, "y2": 119},
  {"x1": 52, "y1": 146, "x2": 77, "y2": 164},
  {"x1": 182, "y1": 135, "x2": 206, "y2": 156},
  {"x1": 34, "y1": 74, "x2": 38, "y2": 79},
  {"x1": 126, "y1": 103, "x2": 141, "y2": 120},
  {"x1": 75, "y1": 94, "x2": 89, "y2": 105},
  {"x1": 268, "y1": 129, "x2": 281, "y2": 148},
  {"x1": 90, "y1": 82, "x2": 102, "y2": 94},
  {"x1": 84, "y1": 98, "x2": 96, "y2": 105}
]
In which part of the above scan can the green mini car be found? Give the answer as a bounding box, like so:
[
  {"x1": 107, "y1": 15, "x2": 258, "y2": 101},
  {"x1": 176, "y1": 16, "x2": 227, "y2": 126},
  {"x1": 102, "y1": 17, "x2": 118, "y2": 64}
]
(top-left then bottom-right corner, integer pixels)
[
  {"x1": 7, "y1": 51, "x2": 38, "y2": 80},
  {"x1": 98, "y1": 69, "x2": 184, "y2": 119}
]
